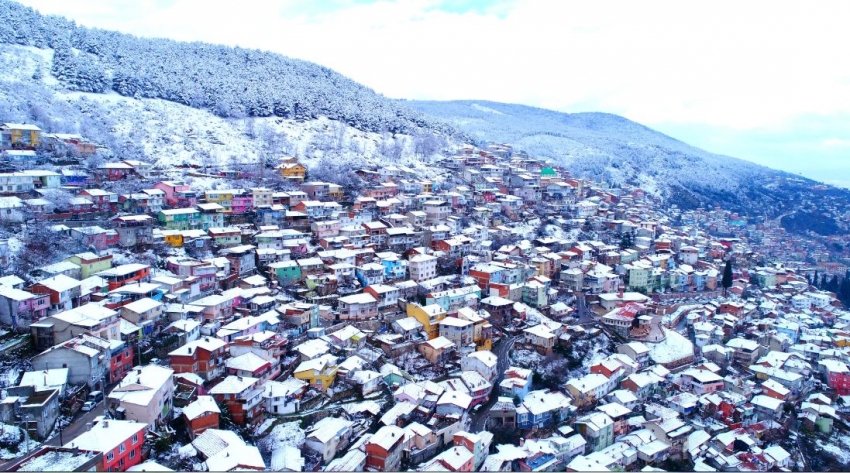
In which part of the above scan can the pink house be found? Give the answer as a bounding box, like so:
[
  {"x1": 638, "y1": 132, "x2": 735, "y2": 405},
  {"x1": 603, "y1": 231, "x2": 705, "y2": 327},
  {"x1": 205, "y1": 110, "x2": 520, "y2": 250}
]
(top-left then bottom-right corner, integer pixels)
[
  {"x1": 0, "y1": 287, "x2": 50, "y2": 328},
  {"x1": 231, "y1": 191, "x2": 254, "y2": 214},
  {"x1": 154, "y1": 181, "x2": 197, "y2": 207},
  {"x1": 71, "y1": 226, "x2": 120, "y2": 251},
  {"x1": 311, "y1": 220, "x2": 341, "y2": 240}
]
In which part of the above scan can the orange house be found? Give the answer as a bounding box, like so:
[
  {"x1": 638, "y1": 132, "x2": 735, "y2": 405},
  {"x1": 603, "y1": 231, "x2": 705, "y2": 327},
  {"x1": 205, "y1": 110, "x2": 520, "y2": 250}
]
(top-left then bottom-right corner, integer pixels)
[
  {"x1": 278, "y1": 162, "x2": 307, "y2": 181},
  {"x1": 97, "y1": 264, "x2": 151, "y2": 291}
]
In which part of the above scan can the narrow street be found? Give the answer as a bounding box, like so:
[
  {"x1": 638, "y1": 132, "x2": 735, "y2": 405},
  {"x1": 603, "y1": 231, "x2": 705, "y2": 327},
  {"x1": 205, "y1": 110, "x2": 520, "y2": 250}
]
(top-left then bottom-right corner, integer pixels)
[
  {"x1": 470, "y1": 335, "x2": 517, "y2": 433},
  {"x1": 0, "y1": 401, "x2": 109, "y2": 470},
  {"x1": 575, "y1": 292, "x2": 597, "y2": 325}
]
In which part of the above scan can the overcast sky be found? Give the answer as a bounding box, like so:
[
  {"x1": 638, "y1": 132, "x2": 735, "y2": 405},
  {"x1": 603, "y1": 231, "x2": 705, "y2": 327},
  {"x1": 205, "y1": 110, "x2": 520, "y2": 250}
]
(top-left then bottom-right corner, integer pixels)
[{"x1": 18, "y1": 0, "x2": 850, "y2": 187}]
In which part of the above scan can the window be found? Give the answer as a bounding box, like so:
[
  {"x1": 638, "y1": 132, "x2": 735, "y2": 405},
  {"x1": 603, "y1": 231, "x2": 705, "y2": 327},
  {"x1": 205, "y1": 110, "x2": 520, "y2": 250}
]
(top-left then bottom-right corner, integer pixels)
[
  {"x1": 119, "y1": 443, "x2": 125, "y2": 454},
  {"x1": 130, "y1": 449, "x2": 136, "y2": 459},
  {"x1": 106, "y1": 452, "x2": 114, "y2": 461},
  {"x1": 132, "y1": 433, "x2": 139, "y2": 444}
]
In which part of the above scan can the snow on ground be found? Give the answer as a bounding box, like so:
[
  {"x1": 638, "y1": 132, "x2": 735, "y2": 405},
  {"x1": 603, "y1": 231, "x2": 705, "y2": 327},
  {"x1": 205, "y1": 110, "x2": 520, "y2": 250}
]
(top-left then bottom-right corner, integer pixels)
[
  {"x1": 261, "y1": 421, "x2": 306, "y2": 451},
  {"x1": 816, "y1": 433, "x2": 850, "y2": 465},
  {"x1": 510, "y1": 348, "x2": 545, "y2": 369},
  {"x1": 0, "y1": 422, "x2": 40, "y2": 460},
  {"x1": 257, "y1": 418, "x2": 276, "y2": 435},
  {"x1": 542, "y1": 224, "x2": 581, "y2": 242},
  {"x1": 341, "y1": 400, "x2": 384, "y2": 417}
]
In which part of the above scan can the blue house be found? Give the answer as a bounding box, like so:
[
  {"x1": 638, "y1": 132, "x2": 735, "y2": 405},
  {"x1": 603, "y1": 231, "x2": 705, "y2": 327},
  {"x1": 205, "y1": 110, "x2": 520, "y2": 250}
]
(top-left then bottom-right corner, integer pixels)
[
  {"x1": 516, "y1": 390, "x2": 573, "y2": 429},
  {"x1": 693, "y1": 272, "x2": 706, "y2": 291},
  {"x1": 380, "y1": 255, "x2": 407, "y2": 281}
]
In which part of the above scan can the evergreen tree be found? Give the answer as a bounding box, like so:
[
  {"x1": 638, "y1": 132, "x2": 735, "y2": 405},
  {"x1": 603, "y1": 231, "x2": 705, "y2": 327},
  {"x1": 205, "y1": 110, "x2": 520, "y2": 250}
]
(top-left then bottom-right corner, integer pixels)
[
  {"x1": 820, "y1": 273, "x2": 829, "y2": 289},
  {"x1": 620, "y1": 232, "x2": 632, "y2": 250},
  {"x1": 722, "y1": 260, "x2": 733, "y2": 297},
  {"x1": 828, "y1": 274, "x2": 840, "y2": 293},
  {"x1": 839, "y1": 277, "x2": 850, "y2": 306},
  {"x1": 812, "y1": 270, "x2": 819, "y2": 289}
]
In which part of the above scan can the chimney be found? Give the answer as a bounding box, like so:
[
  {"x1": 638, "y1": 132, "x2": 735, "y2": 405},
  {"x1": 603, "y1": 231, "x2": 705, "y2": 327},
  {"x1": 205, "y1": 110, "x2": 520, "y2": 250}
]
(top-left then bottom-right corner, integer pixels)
[
  {"x1": 103, "y1": 420, "x2": 109, "y2": 428},
  {"x1": 519, "y1": 438, "x2": 524, "y2": 447}
]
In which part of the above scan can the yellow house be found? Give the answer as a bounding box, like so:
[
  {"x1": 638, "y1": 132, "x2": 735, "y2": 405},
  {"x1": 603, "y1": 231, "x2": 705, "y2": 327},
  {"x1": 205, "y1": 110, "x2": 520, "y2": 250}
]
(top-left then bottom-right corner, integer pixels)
[
  {"x1": 204, "y1": 189, "x2": 236, "y2": 212},
  {"x1": 421, "y1": 181, "x2": 433, "y2": 193},
  {"x1": 67, "y1": 252, "x2": 114, "y2": 279},
  {"x1": 406, "y1": 302, "x2": 446, "y2": 340},
  {"x1": 457, "y1": 307, "x2": 493, "y2": 351},
  {"x1": 1, "y1": 123, "x2": 42, "y2": 148},
  {"x1": 293, "y1": 355, "x2": 338, "y2": 392},
  {"x1": 328, "y1": 183, "x2": 344, "y2": 200},
  {"x1": 278, "y1": 162, "x2": 307, "y2": 181},
  {"x1": 162, "y1": 230, "x2": 184, "y2": 247}
]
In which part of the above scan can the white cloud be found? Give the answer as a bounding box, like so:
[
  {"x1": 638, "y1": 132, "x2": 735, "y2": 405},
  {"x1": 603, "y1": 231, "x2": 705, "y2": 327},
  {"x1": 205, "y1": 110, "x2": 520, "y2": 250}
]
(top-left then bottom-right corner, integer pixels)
[{"x1": 820, "y1": 138, "x2": 850, "y2": 149}]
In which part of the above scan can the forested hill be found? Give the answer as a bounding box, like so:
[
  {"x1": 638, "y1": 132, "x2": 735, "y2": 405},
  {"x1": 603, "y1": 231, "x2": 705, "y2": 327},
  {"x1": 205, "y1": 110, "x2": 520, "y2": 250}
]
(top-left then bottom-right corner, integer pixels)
[{"x1": 0, "y1": 0, "x2": 458, "y2": 137}]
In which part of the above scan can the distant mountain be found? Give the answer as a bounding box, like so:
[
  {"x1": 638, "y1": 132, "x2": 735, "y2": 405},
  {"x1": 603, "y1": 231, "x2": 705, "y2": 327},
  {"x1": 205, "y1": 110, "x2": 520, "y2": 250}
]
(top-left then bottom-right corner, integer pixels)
[
  {"x1": 0, "y1": 0, "x2": 458, "y2": 137},
  {"x1": 406, "y1": 100, "x2": 850, "y2": 229}
]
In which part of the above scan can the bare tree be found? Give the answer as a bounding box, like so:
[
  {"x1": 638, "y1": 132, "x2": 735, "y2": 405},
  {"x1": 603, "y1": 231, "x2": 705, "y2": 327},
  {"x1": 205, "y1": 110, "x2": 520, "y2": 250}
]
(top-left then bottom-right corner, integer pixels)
[{"x1": 39, "y1": 189, "x2": 75, "y2": 212}]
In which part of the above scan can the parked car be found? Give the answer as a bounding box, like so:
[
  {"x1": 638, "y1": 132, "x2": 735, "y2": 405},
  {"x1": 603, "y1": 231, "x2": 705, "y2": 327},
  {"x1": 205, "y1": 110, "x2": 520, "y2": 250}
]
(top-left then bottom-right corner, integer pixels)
[
  {"x1": 88, "y1": 391, "x2": 104, "y2": 403},
  {"x1": 81, "y1": 401, "x2": 97, "y2": 412}
]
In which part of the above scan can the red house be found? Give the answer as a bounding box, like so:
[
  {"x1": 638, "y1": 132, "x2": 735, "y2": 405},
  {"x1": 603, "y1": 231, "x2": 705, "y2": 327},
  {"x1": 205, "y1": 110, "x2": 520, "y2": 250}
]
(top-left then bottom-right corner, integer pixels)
[
  {"x1": 208, "y1": 375, "x2": 264, "y2": 426},
  {"x1": 168, "y1": 337, "x2": 227, "y2": 383},
  {"x1": 823, "y1": 360, "x2": 850, "y2": 395},
  {"x1": 590, "y1": 360, "x2": 623, "y2": 380},
  {"x1": 365, "y1": 425, "x2": 405, "y2": 472},
  {"x1": 109, "y1": 341, "x2": 135, "y2": 384},
  {"x1": 62, "y1": 418, "x2": 148, "y2": 472},
  {"x1": 182, "y1": 395, "x2": 220, "y2": 439},
  {"x1": 98, "y1": 163, "x2": 136, "y2": 181},
  {"x1": 760, "y1": 380, "x2": 790, "y2": 401}
]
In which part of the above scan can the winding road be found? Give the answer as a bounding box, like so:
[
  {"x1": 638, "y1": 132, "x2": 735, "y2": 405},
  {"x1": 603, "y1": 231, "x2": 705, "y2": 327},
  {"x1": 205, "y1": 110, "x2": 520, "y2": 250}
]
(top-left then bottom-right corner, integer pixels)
[{"x1": 470, "y1": 335, "x2": 518, "y2": 433}]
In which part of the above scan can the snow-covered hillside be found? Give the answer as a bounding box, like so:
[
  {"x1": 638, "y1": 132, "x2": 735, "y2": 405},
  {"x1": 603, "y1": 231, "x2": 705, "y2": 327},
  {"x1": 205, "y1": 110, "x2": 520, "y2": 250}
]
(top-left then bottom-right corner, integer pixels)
[
  {"x1": 0, "y1": 0, "x2": 461, "y2": 137},
  {"x1": 406, "y1": 99, "x2": 813, "y2": 214},
  {"x1": 0, "y1": 43, "x2": 455, "y2": 174}
]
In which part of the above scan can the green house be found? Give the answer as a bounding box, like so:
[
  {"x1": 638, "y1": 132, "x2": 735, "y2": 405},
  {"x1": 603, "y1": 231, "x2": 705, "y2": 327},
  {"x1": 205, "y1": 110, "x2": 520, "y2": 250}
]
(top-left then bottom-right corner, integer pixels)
[
  {"x1": 269, "y1": 260, "x2": 301, "y2": 283},
  {"x1": 158, "y1": 208, "x2": 201, "y2": 230}
]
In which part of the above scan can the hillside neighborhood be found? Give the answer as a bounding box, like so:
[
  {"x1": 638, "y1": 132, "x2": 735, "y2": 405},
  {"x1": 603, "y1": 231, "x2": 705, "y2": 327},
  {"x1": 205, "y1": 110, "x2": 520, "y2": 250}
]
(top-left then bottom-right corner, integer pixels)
[{"x1": 1, "y1": 123, "x2": 850, "y2": 472}]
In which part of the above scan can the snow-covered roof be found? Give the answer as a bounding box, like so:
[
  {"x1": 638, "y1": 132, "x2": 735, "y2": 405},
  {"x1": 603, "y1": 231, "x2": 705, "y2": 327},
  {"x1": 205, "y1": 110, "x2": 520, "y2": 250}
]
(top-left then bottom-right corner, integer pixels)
[
  {"x1": 182, "y1": 395, "x2": 220, "y2": 421},
  {"x1": 369, "y1": 425, "x2": 405, "y2": 450},
  {"x1": 121, "y1": 297, "x2": 162, "y2": 314},
  {"x1": 649, "y1": 329, "x2": 694, "y2": 365},
  {"x1": 208, "y1": 375, "x2": 259, "y2": 395},
  {"x1": 63, "y1": 419, "x2": 148, "y2": 453},
  {"x1": 225, "y1": 352, "x2": 269, "y2": 373},
  {"x1": 307, "y1": 417, "x2": 353, "y2": 443},
  {"x1": 19, "y1": 368, "x2": 69, "y2": 392},
  {"x1": 108, "y1": 365, "x2": 174, "y2": 407}
]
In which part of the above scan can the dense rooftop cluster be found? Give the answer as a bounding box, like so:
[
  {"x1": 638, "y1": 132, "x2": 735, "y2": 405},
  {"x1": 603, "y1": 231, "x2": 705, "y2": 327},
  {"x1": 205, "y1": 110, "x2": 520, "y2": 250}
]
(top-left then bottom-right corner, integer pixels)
[{"x1": 0, "y1": 139, "x2": 848, "y2": 472}]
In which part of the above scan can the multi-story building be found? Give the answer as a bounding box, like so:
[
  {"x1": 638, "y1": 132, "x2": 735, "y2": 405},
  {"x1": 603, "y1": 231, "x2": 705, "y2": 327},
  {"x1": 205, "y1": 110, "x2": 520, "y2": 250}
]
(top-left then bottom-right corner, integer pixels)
[
  {"x1": 409, "y1": 254, "x2": 437, "y2": 282},
  {"x1": 365, "y1": 425, "x2": 405, "y2": 472},
  {"x1": 209, "y1": 375, "x2": 265, "y2": 426},
  {"x1": 168, "y1": 337, "x2": 227, "y2": 382},
  {"x1": 61, "y1": 419, "x2": 148, "y2": 472},
  {"x1": 158, "y1": 208, "x2": 201, "y2": 230},
  {"x1": 108, "y1": 365, "x2": 175, "y2": 430}
]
